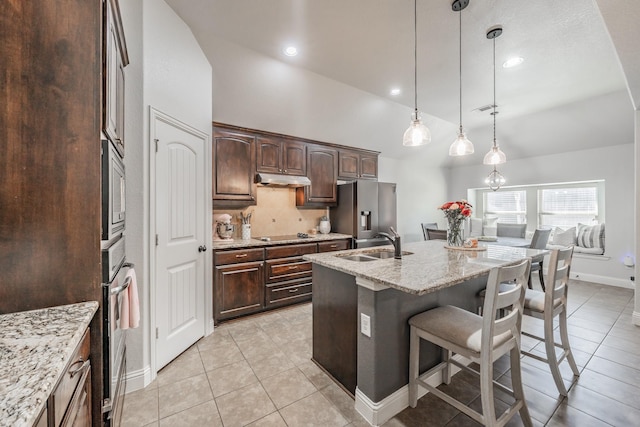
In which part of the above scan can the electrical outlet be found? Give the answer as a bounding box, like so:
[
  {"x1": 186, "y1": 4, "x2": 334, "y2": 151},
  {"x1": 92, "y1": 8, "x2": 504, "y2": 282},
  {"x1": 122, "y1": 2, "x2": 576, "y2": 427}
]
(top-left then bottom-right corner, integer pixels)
[
  {"x1": 360, "y1": 313, "x2": 371, "y2": 337},
  {"x1": 631, "y1": 276, "x2": 635, "y2": 282}
]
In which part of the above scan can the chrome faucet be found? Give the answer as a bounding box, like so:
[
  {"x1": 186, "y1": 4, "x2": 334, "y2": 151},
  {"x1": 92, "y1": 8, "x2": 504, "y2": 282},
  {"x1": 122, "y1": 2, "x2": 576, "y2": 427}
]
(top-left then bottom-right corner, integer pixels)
[{"x1": 377, "y1": 227, "x2": 402, "y2": 259}]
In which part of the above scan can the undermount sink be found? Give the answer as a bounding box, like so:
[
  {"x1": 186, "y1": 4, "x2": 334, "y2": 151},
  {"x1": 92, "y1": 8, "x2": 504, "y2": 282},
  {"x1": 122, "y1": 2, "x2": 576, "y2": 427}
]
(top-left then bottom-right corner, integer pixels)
[{"x1": 336, "y1": 249, "x2": 414, "y2": 262}]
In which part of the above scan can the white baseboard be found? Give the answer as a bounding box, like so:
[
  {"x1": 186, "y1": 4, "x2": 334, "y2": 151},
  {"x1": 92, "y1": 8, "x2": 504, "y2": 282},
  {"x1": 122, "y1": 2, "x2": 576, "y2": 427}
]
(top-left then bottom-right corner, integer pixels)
[
  {"x1": 633, "y1": 311, "x2": 640, "y2": 326},
  {"x1": 354, "y1": 354, "x2": 469, "y2": 426},
  {"x1": 124, "y1": 365, "x2": 152, "y2": 394},
  {"x1": 569, "y1": 271, "x2": 635, "y2": 289}
]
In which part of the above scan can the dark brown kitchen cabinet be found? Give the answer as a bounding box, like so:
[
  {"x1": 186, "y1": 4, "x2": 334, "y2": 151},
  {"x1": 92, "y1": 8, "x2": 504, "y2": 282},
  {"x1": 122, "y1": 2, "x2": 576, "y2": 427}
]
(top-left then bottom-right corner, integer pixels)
[
  {"x1": 338, "y1": 150, "x2": 378, "y2": 180},
  {"x1": 213, "y1": 129, "x2": 257, "y2": 206},
  {"x1": 214, "y1": 248, "x2": 265, "y2": 322},
  {"x1": 317, "y1": 239, "x2": 351, "y2": 253},
  {"x1": 297, "y1": 145, "x2": 338, "y2": 207},
  {"x1": 103, "y1": 0, "x2": 129, "y2": 155},
  {"x1": 256, "y1": 136, "x2": 306, "y2": 176}
]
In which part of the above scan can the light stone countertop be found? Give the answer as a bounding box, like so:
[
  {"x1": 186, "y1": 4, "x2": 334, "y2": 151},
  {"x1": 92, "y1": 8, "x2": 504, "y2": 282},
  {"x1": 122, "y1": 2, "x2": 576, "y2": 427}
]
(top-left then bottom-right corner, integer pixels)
[
  {"x1": 212, "y1": 232, "x2": 353, "y2": 250},
  {"x1": 303, "y1": 240, "x2": 548, "y2": 295},
  {"x1": 0, "y1": 301, "x2": 99, "y2": 427}
]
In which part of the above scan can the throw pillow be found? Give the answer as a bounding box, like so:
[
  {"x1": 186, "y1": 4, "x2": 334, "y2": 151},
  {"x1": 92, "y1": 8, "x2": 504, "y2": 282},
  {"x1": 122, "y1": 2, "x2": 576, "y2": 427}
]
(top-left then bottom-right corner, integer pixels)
[
  {"x1": 468, "y1": 218, "x2": 483, "y2": 237},
  {"x1": 577, "y1": 223, "x2": 605, "y2": 249},
  {"x1": 483, "y1": 216, "x2": 498, "y2": 237},
  {"x1": 551, "y1": 227, "x2": 576, "y2": 246}
]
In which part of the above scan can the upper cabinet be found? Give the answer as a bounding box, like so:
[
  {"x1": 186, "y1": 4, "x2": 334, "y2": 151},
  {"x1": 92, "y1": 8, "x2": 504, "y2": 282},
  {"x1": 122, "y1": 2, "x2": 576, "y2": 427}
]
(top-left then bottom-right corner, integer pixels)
[
  {"x1": 338, "y1": 149, "x2": 378, "y2": 180},
  {"x1": 213, "y1": 128, "x2": 257, "y2": 206},
  {"x1": 296, "y1": 145, "x2": 338, "y2": 207},
  {"x1": 256, "y1": 137, "x2": 306, "y2": 176},
  {"x1": 103, "y1": 0, "x2": 129, "y2": 156}
]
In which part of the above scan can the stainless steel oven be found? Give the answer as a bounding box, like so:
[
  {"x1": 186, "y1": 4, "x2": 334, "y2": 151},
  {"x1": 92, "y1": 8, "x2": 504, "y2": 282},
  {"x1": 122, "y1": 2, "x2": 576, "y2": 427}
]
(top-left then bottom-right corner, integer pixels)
[{"x1": 102, "y1": 139, "x2": 125, "y2": 244}]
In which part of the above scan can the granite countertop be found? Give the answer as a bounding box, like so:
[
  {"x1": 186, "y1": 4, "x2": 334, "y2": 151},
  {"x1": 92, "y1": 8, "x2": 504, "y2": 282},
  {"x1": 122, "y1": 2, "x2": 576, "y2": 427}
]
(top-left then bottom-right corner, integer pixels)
[
  {"x1": 212, "y1": 232, "x2": 353, "y2": 250},
  {"x1": 0, "y1": 301, "x2": 99, "y2": 427},
  {"x1": 303, "y1": 240, "x2": 548, "y2": 295}
]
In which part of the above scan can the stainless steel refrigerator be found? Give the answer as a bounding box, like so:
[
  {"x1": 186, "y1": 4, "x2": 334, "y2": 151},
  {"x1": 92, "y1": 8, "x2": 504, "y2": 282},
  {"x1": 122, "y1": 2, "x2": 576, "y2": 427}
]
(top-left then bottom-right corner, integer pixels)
[{"x1": 331, "y1": 181, "x2": 397, "y2": 248}]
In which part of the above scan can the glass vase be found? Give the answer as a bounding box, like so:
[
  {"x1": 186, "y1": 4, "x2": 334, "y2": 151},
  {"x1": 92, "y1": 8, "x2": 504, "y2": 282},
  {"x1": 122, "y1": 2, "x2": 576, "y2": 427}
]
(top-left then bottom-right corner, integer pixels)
[{"x1": 447, "y1": 219, "x2": 465, "y2": 247}]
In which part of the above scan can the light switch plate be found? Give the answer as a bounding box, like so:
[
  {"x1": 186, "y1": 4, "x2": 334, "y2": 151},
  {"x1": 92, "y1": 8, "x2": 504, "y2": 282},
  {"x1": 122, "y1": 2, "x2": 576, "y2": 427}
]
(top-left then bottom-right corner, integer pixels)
[{"x1": 360, "y1": 313, "x2": 371, "y2": 337}]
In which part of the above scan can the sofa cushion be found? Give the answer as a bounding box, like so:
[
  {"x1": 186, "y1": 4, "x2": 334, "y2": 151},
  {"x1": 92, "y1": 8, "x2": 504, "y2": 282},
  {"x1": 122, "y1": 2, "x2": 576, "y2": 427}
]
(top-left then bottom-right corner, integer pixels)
[
  {"x1": 577, "y1": 223, "x2": 605, "y2": 250},
  {"x1": 497, "y1": 223, "x2": 527, "y2": 238},
  {"x1": 547, "y1": 244, "x2": 604, "y2": 255},
  {"x1": 551, "y1": 227, "x2": 576, "y2": 246},
  {"x1": 483, "y1": 216, "x2": 498, "y2": 237}
]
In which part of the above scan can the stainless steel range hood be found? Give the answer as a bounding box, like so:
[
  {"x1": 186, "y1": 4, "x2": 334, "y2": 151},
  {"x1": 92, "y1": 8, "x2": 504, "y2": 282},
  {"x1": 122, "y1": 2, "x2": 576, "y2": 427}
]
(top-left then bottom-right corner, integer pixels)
[{"x1": 255, "y1": 173, "x2": 311, "y2": 187}]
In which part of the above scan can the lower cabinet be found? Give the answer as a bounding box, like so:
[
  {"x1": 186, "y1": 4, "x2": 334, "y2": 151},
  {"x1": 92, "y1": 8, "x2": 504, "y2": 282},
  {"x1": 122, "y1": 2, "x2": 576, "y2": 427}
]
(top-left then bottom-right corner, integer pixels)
[{"x1": 213, "y1": 239, "x2": 351, "y2": 323}]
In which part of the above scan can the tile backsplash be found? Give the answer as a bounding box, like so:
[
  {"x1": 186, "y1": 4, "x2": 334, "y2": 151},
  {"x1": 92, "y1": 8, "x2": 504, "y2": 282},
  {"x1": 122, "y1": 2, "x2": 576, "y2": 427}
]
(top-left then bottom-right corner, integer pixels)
[{"x1": 214, "y1": 186, "x2": 327, "y2": 238}]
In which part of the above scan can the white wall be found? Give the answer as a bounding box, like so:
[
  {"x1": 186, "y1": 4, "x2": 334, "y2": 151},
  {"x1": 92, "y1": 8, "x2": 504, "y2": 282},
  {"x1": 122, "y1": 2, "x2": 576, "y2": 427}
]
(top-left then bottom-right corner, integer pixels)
[
  {"x1": 449, "y1": 144, "x2": 635, "y2": 287},
  {"x1": 635, "y1": 110, "x2": 639, "y2": 324},
  {"x1": 120, "y1": 0, "x2": 212, "y2": 391}
]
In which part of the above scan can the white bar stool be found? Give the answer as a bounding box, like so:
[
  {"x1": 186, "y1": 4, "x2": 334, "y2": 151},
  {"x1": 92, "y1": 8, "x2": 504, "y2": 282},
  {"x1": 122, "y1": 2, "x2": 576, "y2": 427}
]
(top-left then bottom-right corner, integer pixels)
[{"x1": 409, "y1": 259, "x2": 533, "y2": 427}]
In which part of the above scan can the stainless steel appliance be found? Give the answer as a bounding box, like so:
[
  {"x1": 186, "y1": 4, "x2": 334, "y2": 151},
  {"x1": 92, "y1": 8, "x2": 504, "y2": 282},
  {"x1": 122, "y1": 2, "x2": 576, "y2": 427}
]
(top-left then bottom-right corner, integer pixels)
[
  {"x1": 101, "y1": 137, "x2": 128, "y2": 426},
  {"x1": 331, "y1": 181, "x2": 397, "y2": 248}
]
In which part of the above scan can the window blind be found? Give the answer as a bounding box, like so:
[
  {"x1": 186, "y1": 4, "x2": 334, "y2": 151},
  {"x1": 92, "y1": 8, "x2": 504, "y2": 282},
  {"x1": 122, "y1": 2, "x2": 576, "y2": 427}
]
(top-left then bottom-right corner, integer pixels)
[
  {"x1": 538, "y1": 187, "x2": 598, "y2": 228},
  {"x1": 484, "y1": 190, "x2": 526, "y2": 224}
]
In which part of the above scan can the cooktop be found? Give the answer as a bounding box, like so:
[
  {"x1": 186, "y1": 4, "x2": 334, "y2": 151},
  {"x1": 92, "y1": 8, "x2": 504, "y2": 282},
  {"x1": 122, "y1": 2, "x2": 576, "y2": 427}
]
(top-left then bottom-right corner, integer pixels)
[{"x1": 254, "y1": 233, "x2": 310, "y2": 242}]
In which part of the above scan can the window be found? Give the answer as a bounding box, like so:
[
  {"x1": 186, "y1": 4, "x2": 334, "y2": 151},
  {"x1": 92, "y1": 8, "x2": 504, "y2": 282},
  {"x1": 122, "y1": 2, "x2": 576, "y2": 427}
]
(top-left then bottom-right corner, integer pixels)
[
  {"x1": 484, "y1": 190, "x2": 526, "y2": 224},
  {"x1": 538, "y1": 186, "x2": 598, "y2": 228}
]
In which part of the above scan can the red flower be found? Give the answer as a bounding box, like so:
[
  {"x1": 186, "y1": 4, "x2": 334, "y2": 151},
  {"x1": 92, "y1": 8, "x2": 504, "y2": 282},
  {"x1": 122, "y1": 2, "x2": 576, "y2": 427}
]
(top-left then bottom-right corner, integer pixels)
[
  {"x1": 461, "y1": 208, "x2": 471, "y2": 217},
  {"x1": 440, "y1": 202, "x2": 453, "y2": 210}
]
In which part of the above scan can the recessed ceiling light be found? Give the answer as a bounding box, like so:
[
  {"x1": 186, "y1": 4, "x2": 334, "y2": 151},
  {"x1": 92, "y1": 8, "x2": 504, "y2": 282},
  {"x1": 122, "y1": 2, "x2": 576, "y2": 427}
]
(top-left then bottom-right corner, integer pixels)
[
  {"x1": 502, "y1": 56, "x2": 524, "y2": 68},
  {"x1": 283, "y1": 46, "x2": 298, "y2": 57},
  {"x1": 390, "y1": 88, "x2": 401, "y2": 96}
]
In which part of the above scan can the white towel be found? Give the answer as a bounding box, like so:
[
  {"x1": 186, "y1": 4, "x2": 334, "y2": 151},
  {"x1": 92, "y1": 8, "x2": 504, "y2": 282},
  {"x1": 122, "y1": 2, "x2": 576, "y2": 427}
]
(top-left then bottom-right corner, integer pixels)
[{"x1": 120, "y1": 268, "x2": 140, "y2": 330}]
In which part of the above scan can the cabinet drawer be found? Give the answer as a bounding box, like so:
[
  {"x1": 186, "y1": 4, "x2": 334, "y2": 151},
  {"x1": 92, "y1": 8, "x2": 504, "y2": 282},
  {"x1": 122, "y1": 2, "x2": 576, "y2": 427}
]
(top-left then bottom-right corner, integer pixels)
[
  {"x1": 266, "y1": 278, "x2": 312, "y2": 308},
  {"x1": 52, "y1": 328, "x2": 90, "y2": 427},
  {"x1": 318, "y1": 239, "x2": 351, "y2": 253},
  {"x1": 215, "y1": 248, "x2": 264, "y2": 265},
  {"x1": 265, "y1": 243, "x2": 317, "y2": 259},
  {"x1": 60, "y1": 365, "x2": 91, "y2": 427},
  {"x1": 265, "y1": 258, "x2": 312, "y2": 283}
]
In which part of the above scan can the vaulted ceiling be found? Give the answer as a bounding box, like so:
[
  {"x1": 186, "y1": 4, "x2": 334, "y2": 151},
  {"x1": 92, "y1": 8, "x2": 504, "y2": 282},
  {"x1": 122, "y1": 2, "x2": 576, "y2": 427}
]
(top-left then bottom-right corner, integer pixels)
[{"x1": 165, "y1": 0, "x2": 637, "y2": 164}]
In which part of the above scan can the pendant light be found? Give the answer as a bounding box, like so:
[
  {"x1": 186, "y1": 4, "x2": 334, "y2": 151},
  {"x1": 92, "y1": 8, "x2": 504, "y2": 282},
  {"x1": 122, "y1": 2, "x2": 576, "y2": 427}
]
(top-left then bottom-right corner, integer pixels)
[
  {"x1": 485, "y1": 165, "x2": 506, "y2": 191},
  {"x1": 403, "y1": 0, "x2": 431, "y2": 147},
  {"x1": 483, "y1": 26, "x2": 506, "y2": 165},
  {"x1": 448, "y1": 0, "x2": 474, "y2": 156}
]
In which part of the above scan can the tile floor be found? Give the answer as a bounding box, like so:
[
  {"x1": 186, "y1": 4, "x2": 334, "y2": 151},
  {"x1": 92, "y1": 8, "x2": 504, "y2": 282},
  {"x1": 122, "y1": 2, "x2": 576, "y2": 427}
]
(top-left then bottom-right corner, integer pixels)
[{"x1": 121, "y1": 280, "x2": 638, "y2": 426}]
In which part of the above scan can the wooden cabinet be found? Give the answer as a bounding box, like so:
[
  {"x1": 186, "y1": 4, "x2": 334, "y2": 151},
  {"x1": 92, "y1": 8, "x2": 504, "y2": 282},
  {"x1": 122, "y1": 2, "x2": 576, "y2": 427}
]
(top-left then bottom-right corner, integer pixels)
[
  {"x1": 213, "y1": 129, "x2": 257, "y2": 206},
  {"x1": 256, "y1": 136, "x2": 306, "y2": 176},
  {"x1": 317, "y1": 239, "x2": 351, "y2": 253},
  {"x1": 297, "y1": 145, "x2": 338, "y2": 207},
  {"x1": 264, "y1": 243, "x2": 316, "y2": 309},
  {"x1": 338, "y1": 150, "x2": 378, "y2": 180},
  {"x1": 103, "y1": 0, "x2": 129, "y2": 155},
  {"x1": 214, "y1": 248, "x2": 265, "y2": 321},
  {"x1": 51, "y1": 328, "x2": 91, "y2": 427}
]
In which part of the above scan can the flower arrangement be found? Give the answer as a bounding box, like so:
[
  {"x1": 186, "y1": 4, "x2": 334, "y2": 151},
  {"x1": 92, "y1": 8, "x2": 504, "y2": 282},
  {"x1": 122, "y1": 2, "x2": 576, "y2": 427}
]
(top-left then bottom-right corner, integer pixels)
[{"x1": 438, "y1": 200, "x2": 473, "y2": 246}]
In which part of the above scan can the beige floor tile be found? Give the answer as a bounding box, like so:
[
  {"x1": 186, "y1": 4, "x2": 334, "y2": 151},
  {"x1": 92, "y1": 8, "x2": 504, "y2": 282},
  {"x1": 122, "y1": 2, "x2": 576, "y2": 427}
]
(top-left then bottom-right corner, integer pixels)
[
  {"x1": 282, "y1": 337, "x2": 313, "y2": 366},
  {"x1": 199, "y1": 338, "x2": 245, "y2": 371},
  {"x1": 236, "y1": 336, "x2": 284, "y2": 362},
  {"x1": 279, "y1": 391, "x2": 350, "y2": 426},
  {"x1": 121, "y1": 386, "x2": 159, "y2": 427},
  {"x1": 215, "y1": 383, "x2": 277, "y2": 427},
  {"x1": 247, "y1": 351, "x2": 295, "y2": 380},
  {"x1": 158, "y1": 400, "x2": 222, "y2": 427},
  {"x1": 196, "y1": 329, "x2": 233, "y2": 352},
  {"x1": 158, "y1": 373, "x2": 213, "y2": 419},
  {"x1": 156, "y1": 345, "x2": 204, "y2": 387},
  {"x1": 319, "y1": 382, "x2": 360, "y2": 422},
  {"x1": 298, "y1": 360, "x2": 334, "y2": 390},
  {"x1": 246, "y1": 411, "x2": 288, "y2": 426},
  {"x1": 261, "y1": 367, "x2": 317, "y2": 409},
  {"x1": 206, "y1": 359, "x2": 259, "y2": 397}
]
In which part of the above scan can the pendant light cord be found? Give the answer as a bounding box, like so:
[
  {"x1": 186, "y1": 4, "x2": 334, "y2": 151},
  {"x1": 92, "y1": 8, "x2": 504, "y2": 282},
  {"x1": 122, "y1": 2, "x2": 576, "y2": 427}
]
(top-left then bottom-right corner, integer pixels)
[
  {"x1": 459, "y1": 10, "x2": 463, "y2": 133},
  {"x1": 413, "y1": 0, "x2": 418, "y2": 117},
  {"x1": 492, "y1": 36, "x2": 497, "y2": 148}
]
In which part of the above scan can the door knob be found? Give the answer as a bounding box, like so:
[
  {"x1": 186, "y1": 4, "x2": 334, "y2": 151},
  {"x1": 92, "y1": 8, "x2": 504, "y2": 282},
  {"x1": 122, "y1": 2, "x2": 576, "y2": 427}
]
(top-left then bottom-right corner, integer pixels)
[{"x1": 198, "y1": 245, "x2": 207, "y2": 252}]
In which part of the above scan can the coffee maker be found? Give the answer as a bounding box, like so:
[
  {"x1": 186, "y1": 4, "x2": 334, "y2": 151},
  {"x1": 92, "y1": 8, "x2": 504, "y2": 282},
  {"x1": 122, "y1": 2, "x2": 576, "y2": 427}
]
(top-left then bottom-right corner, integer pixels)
[{"x1": 213, "y1": 213, "x2": 234, "y2": 240}]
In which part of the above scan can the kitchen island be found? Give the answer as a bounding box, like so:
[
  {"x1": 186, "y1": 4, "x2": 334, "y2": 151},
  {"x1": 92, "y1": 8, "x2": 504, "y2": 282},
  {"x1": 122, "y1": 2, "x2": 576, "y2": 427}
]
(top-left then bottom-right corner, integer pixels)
[{"x1": 304, "y1": 240, "x2": 547, "y2": 426}]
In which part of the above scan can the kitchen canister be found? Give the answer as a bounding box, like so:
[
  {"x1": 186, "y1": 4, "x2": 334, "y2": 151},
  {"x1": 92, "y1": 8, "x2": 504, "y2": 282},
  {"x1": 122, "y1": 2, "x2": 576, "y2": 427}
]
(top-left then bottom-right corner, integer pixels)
[
  {"x1": 318, "y1": 219, "x2": 331, "y2": 234},
  {"x1": 241, "y1": 223, "x2": 251, "y2": 240}
]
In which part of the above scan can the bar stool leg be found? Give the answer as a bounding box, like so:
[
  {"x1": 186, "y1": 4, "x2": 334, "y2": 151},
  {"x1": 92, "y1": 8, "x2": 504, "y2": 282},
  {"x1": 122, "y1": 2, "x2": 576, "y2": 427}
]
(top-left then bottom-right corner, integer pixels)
[
  {"x1": 538, "y1": 261, "x2": 545, "y2": 292},
  {"x1": 544, "y1": 312, "x2": 568, "y2": 396},
  {"x1": 479, "y1": 353, "x2": 497, "y2": 426},
  {"x1": 510, "y1": 347, "x2": 533, "y2": 427},
  {"x1": 559, "y1": 309, "x2": 580, "y2": 377},
  {"x1": 442, "y1": 347, "x2": 452, "y2": 384},
  {"x1": 409, "y1": 326, "x2": 420, "y2": 408}
]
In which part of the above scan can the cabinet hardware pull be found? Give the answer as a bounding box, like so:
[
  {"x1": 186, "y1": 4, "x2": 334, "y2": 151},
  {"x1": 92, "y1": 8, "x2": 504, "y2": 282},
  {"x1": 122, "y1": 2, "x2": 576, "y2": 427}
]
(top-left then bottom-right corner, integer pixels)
[
  {"x1": 330, "y1": 244, "x2": 338, "y2": 248},
  {"x1": 287, "y1": 266, "x2": 298, "y2": 270},
  {"x1": 235, "y1": 254, "x2": 248, "y2": 258},
  {"x1": 288, "y1": 288, "x2": 299, "y2": 293},
  {"x1": 69, "y1": 359, "x2": 90, "y2": 378}
]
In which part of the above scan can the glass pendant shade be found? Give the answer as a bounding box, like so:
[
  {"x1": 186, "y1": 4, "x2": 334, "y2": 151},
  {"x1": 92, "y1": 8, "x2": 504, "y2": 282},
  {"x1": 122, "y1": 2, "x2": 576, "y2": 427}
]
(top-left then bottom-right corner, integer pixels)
[
  {"x1": 483, "y1": 143, "x2": 507, "y2": 165},
  {"x1": 449, "y1": 130, "x2": 474, "y2": 156},
  {"x1": 403, "y1": 111, "x2": 431, "y2": 146},
  {"x1": 485, "y1": 167, "x2": 506, "y2": 191}
]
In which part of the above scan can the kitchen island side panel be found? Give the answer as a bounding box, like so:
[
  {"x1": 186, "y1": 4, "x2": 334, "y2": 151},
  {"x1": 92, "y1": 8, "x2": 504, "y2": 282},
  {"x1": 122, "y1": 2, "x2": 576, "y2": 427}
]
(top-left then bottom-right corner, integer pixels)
[{"x1": 357, "y1": 276, "x2": 489, "y2": 402}]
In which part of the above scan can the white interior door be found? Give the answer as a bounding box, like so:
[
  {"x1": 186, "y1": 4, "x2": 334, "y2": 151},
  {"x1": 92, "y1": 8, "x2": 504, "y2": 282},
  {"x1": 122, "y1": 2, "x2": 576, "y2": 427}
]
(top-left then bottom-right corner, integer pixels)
[{"x1": 154, "y1": 116, "x2": 207, "y2": 369}]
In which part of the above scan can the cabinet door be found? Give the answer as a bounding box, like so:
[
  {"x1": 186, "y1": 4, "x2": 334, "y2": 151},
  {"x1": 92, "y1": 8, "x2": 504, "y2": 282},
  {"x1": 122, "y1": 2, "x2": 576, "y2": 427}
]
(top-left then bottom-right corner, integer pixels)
[
  {"x1": 338, "y1": 150, "x2": 360, "y2": 179},
  {"x1": 104, "y1": 0, "x2": 123, "y2": 153},
  {"x1": 297, "y1": 146, "x2": 337, "y2": 206},
  {"x1": 256, "y1": 136, "x2": 282, "y2": 174},
  {"x1": 282, "y1": 140, "x2": 306, "y2": 176},
  {"x1": 213, "y1": 130, "x2": 257, "y2": 204},
  {"x1": 215, "y1": 261, "x2": 264, "y2": 321},
  {"x1": 359, "y1": 153, "x2": 378, "y2": 179}
]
